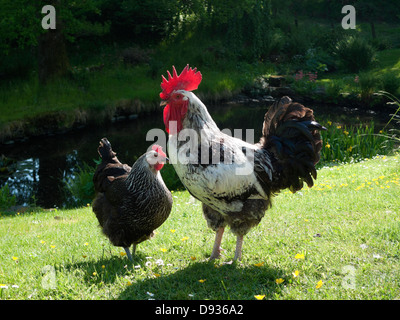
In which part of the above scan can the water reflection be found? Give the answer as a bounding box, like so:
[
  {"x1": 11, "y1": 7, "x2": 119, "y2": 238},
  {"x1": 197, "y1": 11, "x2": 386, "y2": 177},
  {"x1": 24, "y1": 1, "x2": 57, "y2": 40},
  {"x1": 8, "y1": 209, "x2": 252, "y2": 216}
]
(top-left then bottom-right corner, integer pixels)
[{"x1": 0, "y1": 102, "x2": 391, "y2": 208}]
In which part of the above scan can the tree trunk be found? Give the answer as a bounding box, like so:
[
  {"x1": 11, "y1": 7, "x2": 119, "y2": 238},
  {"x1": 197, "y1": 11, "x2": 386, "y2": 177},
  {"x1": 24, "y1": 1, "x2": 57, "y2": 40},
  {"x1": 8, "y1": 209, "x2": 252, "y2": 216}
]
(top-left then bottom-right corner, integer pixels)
[
  {"x1": 370, "y1": 21, "x2": 376, "y2": 39},
  {"x1": 37, "y1": 22, "x2": 69, "y2": 84}
]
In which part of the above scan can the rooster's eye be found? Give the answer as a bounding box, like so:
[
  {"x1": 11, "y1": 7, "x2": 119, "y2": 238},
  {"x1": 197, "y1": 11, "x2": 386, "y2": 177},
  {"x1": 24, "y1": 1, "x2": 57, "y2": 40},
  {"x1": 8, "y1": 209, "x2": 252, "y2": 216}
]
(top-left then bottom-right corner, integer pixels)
[{"x1": 153, "y1": 152, "x2": 158, "y2": 157}]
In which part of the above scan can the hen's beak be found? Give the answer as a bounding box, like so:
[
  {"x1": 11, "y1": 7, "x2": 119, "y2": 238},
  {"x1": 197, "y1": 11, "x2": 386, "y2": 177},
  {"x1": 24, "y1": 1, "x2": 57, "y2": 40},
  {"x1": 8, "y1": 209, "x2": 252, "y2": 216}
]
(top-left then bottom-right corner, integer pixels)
[{"x1": 160, "y1": 101, "x2": 167, "y2": 107}]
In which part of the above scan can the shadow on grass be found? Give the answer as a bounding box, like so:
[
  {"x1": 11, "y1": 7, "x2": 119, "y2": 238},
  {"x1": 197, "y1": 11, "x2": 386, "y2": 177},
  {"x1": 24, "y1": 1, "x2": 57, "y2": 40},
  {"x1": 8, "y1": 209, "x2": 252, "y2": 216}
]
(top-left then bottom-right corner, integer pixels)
[
  {"x1": 117, "y1": 260, "x2": 283, "y2": 300},
  {"x1": 61, "y1": 251, "x2": 150, "y2": 285}
]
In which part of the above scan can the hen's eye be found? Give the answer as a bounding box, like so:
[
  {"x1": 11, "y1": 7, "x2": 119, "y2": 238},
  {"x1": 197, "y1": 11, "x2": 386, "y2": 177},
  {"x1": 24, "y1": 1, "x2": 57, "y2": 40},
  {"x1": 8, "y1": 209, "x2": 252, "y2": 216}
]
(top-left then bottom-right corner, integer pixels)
[{"x1": 153, "y1": 152, "x2": 158, "y2": 157}]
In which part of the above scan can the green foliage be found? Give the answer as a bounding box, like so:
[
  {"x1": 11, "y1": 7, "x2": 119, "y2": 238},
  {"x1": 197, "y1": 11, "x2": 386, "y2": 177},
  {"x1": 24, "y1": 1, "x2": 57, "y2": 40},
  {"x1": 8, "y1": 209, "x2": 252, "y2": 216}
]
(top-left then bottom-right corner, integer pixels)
[
  {"x1": 0, "y1": 184, "x2": 16, "y2": 210},
  {"x1": 319, "y1": 122, "x2": 395, "y2": 167},
  {"x1": 380, "y1": 72, "x2": 400, "y2": 95},
  {"x1": 375, "y1": 91, "x2": 400, "y2": 143},
  {"x1": 64, "y1": 163, "x2": 95, "y2": 208},
  {"x1": 324, "y1": 81, "x2": 342, "y2": 103},
  {"x1": 358, "y1": 71, "x2": 377, "y2": 101},
  {"x1": 334, "y1": 36, "x2": 377, "y2": 72},
  {"x1": 98, "y1": 0, "x2": 178, "y2": 43}
]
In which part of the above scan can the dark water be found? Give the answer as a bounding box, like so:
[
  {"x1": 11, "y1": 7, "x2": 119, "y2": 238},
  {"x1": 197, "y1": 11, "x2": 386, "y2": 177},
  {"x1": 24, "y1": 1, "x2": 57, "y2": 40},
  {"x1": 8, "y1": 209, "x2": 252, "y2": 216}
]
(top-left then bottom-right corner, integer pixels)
[{"x1": 0, "y1": 101, "x2": 392, "y2": 208}]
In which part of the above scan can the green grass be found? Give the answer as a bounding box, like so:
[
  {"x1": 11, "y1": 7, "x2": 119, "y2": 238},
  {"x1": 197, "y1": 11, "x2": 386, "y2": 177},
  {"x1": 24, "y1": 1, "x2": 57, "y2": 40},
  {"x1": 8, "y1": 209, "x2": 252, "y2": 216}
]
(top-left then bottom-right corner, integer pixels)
[{"x1": 1, "y1": 154, "x2": 399, "y2": 300}]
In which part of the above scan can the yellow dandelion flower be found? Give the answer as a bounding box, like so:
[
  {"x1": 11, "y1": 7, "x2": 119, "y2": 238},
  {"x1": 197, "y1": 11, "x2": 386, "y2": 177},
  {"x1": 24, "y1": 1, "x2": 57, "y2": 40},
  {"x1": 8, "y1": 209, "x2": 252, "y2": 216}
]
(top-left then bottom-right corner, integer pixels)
[
  {"x1": 254, "y1": 295, "x2": 265, "y2": 300},
  {"x1": 101, "y1": 265, "x2": 105, "y2": 269},
  {"x1": 343, "y1": 130, "x2": 349, "y2": 135},
  {"x1": 198, "y1": 279, "x2": 206, "y2": 283},
  {"x1": 50, "y1": 245, "x2": 56, "y2": 248},
  {"x1": 325, "y1": 143, "x2": 331, "y2": 149},
  {"x1": 84, "y1": 242, "x2": 89, "y2": 246},
  {"x1": 160, "y1": 248, "x2": 167, "y2": 252},
  {"x1": 40, "y1": 240, "x2": 45, "y2": 244},
  {"x1": 190, "y1": 256, "x2": 196, "y2": 261},
  {"x1": 181, "y1": 236, "x2": 189, "y2": 241},
  {"x1": 154, "y1": 273, "x2": 161, "y2": 278},
  {"x1": 275, "y1": 278, "x2": 285, "y2": 284},
  {"x1": 170, "y1": 229, "x2": 176, "y2": 233},
  {"x1": 347, "y1": 146, "x2": 352, "y2": 152},
  {"x1": 92, "y1": 272, "x2": 97, "y2": 276},
  {"x1": 126, "y1": 281, "x2": 132, "y2": 286},
  {"x1": 254, "y1": 262, "x2": 264, "y2": 267},
  {"x1": 327, "y1": 121, "x2": 332, "y2": 126},
  {"x1": 120, "y1": 252, "x2": 127, "y2": 256},
  {"x1": 292, "y1": 270, "x2": 300, "y2": 278},
  {"x1": 316, "y1": 280, "x2": 323, "y2": 289},
  {"x1": 12, "y1": 256, "x2": 18, "y2": 261},
  {"x1": 336, "y1": 125, "x2": 342, "y2": 129},
  {"x1": 294, "y1": 253, "x2": 305, "y2": 260}
]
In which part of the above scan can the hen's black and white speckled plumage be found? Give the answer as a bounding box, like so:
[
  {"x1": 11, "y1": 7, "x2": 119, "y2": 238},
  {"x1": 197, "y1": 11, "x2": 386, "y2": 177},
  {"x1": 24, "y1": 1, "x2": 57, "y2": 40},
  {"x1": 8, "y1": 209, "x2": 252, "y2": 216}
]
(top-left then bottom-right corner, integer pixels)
[{"x1": 92, "y1": 138, "x2": 172, "y2": 260}]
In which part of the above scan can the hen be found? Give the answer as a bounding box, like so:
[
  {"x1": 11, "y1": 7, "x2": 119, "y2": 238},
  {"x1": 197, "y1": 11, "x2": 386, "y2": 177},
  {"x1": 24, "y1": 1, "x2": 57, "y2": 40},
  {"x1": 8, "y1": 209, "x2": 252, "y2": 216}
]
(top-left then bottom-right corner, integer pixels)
[
  {"x1": 92, "y1": 138, "x2": 172, "y2": 261},
  {"x1": 160, "y1": 65, "x2": 325, "y2": 261}
]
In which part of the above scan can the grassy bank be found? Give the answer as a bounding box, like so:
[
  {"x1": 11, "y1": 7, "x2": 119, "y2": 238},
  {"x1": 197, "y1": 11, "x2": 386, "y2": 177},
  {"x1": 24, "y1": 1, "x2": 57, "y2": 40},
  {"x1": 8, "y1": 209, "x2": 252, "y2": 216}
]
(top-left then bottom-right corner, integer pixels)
[
  {"x1": 1, "y1": 154, "x2": 399, "y2": 300},
  {"x1": 0, "y1": 62, "x2": 268, "y2": 143}
]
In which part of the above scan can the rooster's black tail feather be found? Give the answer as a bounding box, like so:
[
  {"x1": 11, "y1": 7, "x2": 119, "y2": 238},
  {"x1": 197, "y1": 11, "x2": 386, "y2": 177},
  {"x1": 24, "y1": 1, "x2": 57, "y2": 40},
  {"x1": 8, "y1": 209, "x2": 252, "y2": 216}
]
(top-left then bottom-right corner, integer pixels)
[{"x1": 260, "y1": 96, "x2": 326, "y2": 192}]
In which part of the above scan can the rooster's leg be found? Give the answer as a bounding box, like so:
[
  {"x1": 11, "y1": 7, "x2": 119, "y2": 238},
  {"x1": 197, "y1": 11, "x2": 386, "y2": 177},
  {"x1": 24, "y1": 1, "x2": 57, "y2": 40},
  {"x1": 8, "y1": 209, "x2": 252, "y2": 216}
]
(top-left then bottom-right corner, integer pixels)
[
  {"x1": 233, "y1": 235, "x2": 243, "y2": 261},
  {"x1": 124, "y1": 247, "x2": 134, "y2": 262},
  {"x1": 210, "y1": 227, "x2": 225, "y2": 260}
]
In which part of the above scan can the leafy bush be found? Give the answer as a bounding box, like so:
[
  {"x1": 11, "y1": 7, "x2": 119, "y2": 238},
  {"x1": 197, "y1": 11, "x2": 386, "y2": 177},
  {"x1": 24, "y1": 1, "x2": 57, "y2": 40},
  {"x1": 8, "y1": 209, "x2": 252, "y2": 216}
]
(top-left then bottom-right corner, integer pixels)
[
  {"x1": 324, "y1": 80, "x2": 342, "y2": 103},
  {"x1": 64, "y1": 163, "x2": 95, "y2": 208},
  {"x1": 358, "y1": 71, "x2": 377, "y2": 102},
  {"x1": 0, "y1": 184, "x2": 16, "y2": 210},
  {"x1": 380, "y1": 72, "x2": 400, "y2": 95},
  {"x1": 335, "y1": 36, "x2": 377, "y2": 72}
]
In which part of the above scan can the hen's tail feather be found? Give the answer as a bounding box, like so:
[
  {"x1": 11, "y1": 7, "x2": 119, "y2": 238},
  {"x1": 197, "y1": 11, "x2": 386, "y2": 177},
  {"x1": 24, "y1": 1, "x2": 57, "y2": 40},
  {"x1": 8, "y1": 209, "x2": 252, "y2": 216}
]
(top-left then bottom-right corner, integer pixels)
[
  {"x1": 93, "y1": 137, "x2": 131, "y2": 193},
  {"x1": 98, "y1": 138, "x2": 117, "y2": 162},
  {"x1": 260, "y1": 96, "x2": 326, "y2": 192}
]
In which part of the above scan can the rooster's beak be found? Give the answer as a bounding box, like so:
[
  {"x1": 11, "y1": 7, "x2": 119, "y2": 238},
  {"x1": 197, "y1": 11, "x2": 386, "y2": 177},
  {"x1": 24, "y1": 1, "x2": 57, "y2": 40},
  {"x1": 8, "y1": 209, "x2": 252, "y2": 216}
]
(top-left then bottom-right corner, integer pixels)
[{"x1": 160, "y1": 101, "x2": 167, "y2": 107}]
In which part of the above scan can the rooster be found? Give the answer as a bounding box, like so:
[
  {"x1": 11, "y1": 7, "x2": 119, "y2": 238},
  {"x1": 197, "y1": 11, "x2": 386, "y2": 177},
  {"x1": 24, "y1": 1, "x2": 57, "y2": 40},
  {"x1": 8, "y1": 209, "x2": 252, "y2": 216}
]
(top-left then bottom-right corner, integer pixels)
[
  {"x1": 92, "y1": 138, "x2": 172, "y2": 261},
  {"x1": 159, "y1": 65, "x2": 325, "y2": 261}
]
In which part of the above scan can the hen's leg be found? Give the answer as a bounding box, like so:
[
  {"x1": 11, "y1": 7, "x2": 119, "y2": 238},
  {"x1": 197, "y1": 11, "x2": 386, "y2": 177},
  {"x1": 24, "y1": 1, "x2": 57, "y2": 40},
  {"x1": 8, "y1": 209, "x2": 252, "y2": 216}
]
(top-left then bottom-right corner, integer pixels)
[
  {"x1": 234, "y1": 235, "x2": 243, "y2": 261},
  {"x1": 124, "y1": 247, "x2": 134, "y2": 262},
  {"x1": 210, "y1": 227, "x2": 224, "y2": 260}
]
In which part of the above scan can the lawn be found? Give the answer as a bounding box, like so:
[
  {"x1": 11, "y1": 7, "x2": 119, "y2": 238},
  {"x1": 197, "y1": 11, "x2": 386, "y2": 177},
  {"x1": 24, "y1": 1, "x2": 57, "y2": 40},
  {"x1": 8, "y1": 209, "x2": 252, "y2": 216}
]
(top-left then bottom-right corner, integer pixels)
[{"x1": 1, "y1": 154, "x2": 399, "y2": 300}]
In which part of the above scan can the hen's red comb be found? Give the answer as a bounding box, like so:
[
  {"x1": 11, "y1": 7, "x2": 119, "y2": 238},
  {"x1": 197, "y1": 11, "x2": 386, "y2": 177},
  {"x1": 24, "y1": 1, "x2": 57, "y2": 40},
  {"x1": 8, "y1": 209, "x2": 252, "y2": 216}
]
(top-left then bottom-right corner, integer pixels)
[
  {"x1": 160, "y1": 65, "x2": 202, "y2": 100},
  {"x1": 152, "y1": 144, "x2": 166, "y2": 158}
]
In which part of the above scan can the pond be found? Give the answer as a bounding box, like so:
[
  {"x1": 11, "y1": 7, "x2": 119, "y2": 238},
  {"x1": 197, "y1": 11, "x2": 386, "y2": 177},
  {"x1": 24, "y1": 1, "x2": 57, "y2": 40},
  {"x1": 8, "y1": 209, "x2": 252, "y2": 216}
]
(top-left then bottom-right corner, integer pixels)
[{"x1": 0, "y1": 101, "x2": 393, "y2": 208}]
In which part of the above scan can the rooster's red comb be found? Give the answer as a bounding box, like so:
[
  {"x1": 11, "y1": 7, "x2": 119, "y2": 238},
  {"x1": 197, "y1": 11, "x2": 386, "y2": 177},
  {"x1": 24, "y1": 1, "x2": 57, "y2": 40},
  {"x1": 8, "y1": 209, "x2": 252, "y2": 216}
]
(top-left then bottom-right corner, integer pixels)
[{"x1": 160, "y1": 65, "x2": 202, "y2": 100}]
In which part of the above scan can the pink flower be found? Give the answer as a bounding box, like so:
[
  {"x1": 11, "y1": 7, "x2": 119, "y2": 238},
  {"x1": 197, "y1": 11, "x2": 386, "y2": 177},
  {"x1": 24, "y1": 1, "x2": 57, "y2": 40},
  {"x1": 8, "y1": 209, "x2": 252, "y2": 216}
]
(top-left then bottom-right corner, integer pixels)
[
  {"x1": 308, "y1": 71, "x2": 318, "y2": 82},
  {"x1": 295, "y1": 70, "x2": 304, "y2": 81}
]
